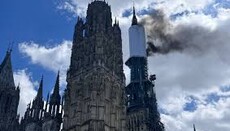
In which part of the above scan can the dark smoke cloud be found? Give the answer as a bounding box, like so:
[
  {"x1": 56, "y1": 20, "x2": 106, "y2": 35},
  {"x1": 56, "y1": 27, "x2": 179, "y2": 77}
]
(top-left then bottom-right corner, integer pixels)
[{"x1": 140, "y1": 10, "x2": 230, "y2": 57}]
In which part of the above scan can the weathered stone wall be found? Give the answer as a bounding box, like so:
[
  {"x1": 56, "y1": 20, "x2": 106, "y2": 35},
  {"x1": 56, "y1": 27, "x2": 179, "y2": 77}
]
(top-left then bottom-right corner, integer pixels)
[{"x1": 63, "y1": 1, "x2": 126, "y2": 131}]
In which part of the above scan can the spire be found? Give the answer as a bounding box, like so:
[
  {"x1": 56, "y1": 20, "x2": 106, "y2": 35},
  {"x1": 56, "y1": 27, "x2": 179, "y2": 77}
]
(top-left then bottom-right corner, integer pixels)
[
  {"x1": 50, "y1": 71, "x2": 61, "y2": 105},
  {"x1": 193, "y1": 124, "x2": 196, "y2": 131},
  {"x1": 53, "y1": 71, "x2": 60, "y2": 97},
  {"x1": 48, "y1": 72, "x2": 61, "y2": 116},
  {"x1": 0, "y1": 49, "x2": 15, "y2": 88},
  {"x1": 0, "y1": 50, "x2": 12, "y2": 72},
  {"x1": 132, "y1": 5, "x2": 138, "y2": 25},
  {"x1": 36, "y1": 75, "x2": 43, "y2": 100}
]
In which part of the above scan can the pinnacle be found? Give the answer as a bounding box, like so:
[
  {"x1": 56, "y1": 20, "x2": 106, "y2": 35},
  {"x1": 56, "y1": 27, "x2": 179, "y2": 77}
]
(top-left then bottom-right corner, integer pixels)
[
  {"x1": 53, "y1": 71, "x2": 60, "y2": 96},
  {"x1": 36, "y1": 75, "x2": 43, "y2": 100},
  {"x1": 132, "y1": 6, "x2": 138, "y2": 25}
]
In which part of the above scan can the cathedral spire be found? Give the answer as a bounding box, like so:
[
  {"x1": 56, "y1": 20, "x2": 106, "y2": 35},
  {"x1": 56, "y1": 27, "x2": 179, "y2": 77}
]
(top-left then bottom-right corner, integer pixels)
[
  {"x1": 36, "y1": 75, "x2": 43, "y2": 100},
  {"x1": 50, "y1": 71, "x2": 61, "y2": 105},
  {"x1": 30, "y1": 76, "x2": 44, "y2": 120},
  {"x1": 53, "y1": 71, "x2": 60, "y2": 97},
  {"x1": 48, "y1": 72, "x2": 61, "y2": 116},
  {"x1": 132, "y1": 6, "x2": 138, "y2": 25},
  {"x1": 0, "y1": 48, "x2": 20, "y2": 130},
  {"x1": 0, "y1": 49, "x2": 15, "y2": 88}
]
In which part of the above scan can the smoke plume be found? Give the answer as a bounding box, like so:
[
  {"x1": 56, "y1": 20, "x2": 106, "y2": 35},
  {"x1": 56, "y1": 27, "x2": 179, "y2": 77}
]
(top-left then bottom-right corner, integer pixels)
[{"x1": 141, "y1": 10, "x2": 230, "y2": 57}]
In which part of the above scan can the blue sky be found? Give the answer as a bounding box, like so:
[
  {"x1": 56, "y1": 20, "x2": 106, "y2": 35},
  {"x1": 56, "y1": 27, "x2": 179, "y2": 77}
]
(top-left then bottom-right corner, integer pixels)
[
  {"x1": 1, "y1": 0, "x2": 230, "y2": 130},
  {"x1": 0, "y1": 0, "x2": 75, "y2": 96}
]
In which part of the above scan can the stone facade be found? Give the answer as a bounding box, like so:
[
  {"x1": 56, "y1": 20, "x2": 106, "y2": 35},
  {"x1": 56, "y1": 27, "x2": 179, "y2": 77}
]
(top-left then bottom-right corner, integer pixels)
[{"x1": 63, "y1": 1, "x2": 126, "y2": 131}]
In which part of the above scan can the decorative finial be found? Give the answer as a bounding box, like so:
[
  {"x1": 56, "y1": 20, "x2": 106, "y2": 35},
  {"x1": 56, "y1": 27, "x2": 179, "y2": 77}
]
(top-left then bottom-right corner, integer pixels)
[{"x1": 132, "y1": 3, "x2": 138, "y2": 25}]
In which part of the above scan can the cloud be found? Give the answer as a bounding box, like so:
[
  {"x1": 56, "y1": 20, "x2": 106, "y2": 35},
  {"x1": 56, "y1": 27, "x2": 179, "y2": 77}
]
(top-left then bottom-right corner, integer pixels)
[
  {"x1": 161, "y1": 86, "x2": 230, "y2": 131},
  {"x1": 149, "y1": 49, "x2": 230, "y2": 131},
  {"x1": 57, "y1": 0, "x2": 136, "y2": 17},
  {"x1": 18, "y1": 40, "x2": 72, "y2": 87},
  {"x1": 14, "y1": 69, "x2": 37, "y2": 117}
]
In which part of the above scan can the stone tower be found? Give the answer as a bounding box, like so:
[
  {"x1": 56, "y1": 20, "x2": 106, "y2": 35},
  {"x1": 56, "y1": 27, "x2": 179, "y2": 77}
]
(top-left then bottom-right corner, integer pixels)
[
  {"x1": 125, "y1": 7, "x2": 165, "y2": 131},
  {"x1": 63, "y1": 1, "x2": 126, "y2": 131},
  {"x1": 0, "y1": 50, "x2": 20, "y2": 131}
]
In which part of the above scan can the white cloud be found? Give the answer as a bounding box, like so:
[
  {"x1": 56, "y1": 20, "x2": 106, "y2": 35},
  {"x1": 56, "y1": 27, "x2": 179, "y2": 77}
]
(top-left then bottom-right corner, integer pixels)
[
  {"x1": 161, "y1": 86, "x2": 230, "y2": 131},
  {"x1": 14, "y1": 69, "x2": 37, "y2": 117},
  {"x1": 19, "y1": 40, "x2": 72, "y2": 87}
]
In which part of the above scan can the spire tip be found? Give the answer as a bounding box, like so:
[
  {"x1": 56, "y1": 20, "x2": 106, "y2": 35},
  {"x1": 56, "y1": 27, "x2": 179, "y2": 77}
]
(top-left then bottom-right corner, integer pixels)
[{"x1": 131, "y1": 4, "x2": 138, "y2": 25}]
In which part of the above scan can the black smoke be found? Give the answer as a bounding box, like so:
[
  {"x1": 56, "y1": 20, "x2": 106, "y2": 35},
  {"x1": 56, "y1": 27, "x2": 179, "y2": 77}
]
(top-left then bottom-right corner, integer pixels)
[{"x1": 140, "y1": 10, "x2": 230, "y2": 56}]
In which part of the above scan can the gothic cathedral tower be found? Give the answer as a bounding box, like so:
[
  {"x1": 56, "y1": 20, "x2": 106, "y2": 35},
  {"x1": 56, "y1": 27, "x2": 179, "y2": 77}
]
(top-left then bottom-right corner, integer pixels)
[
  {"x1": 63, "y1": 1, "x2": 126, "y2": 131},
  {"x1": 0, "y1": 50, "x2": 20, "y2": 131},
  {"x1": 125, "y1": 7, "x2": 165, "y2": 131}
]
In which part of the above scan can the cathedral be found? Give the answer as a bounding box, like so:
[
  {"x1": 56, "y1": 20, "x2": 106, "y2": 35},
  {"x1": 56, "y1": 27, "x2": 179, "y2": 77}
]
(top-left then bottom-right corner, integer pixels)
[
  {"x1": 0, "y1": 49, "x2": 63, "y2": 131},
  {"x1": 0, "y1": 1, "x2": 166, "y2": 131}
]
